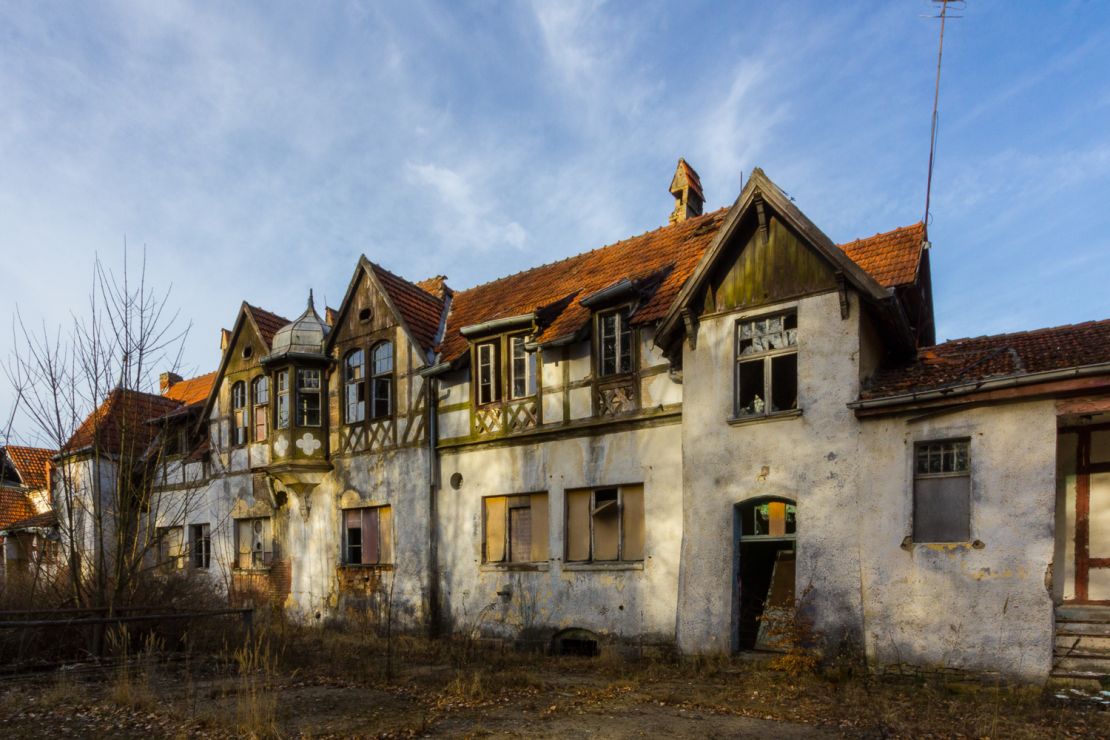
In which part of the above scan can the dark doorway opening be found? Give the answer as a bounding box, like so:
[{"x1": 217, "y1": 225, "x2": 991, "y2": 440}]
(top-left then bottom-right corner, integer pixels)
[
  {"x1": 734, "y1": 498, "x2": 797, "y2": 652},
  {"x1": 551, "y1": 628, "x2": 600, "y2": 657}
]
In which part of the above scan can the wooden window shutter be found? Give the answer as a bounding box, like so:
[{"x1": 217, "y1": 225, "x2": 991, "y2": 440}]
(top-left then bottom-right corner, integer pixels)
[
  {"x1": 363, "y1": 508, "x2": 380, "y2": 565},
  {"x1": 485, "y1": 496, "x2": 506, "y2": 563},
  {"x1": 530, "y1": 492, "x2": 549, "y2": 562},
  {"x1": 378, "y1": 506, "x2": 393, "y2": 564},
  {"x1": 621, "y1": 485, "x2": 645, "y2": 561},
  {"x1": 566, "y1": 490, "x2": 591, "y2": 561}
]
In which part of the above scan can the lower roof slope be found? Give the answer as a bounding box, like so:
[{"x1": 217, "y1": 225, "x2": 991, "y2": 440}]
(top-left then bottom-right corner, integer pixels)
[{"x1": 863, "y1": 319, "x2": 1110, "y2": 399}]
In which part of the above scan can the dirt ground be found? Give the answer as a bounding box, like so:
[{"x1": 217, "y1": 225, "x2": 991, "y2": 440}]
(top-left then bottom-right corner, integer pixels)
[{"x1": 0, "y1": 629, "x2": 1106, "y2": 738}]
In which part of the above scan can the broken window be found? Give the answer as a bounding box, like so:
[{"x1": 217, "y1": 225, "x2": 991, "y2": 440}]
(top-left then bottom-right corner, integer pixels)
[
  {"x1": 156, "y1": 526, "x2": 184, "y2": 571},
  {"x1": 253, "y1": 376, "x2": 269, "y2": 442},
  {"x1": 189, "y1": 523, "x2": 211, "y2": 569},
  {"x1": 913, "y1": 439, "x2": 971, "y2": 543},
  {"x1": 343, "y1": 505, "x2": 393, "y2": 565},
  {"x1": 231, "y1": 381, "x2": 248, "y2": 446},
  {"x1": 510, "y1": 335, "x2": 536, "y2": 399},
  {"x1": 483, "y1": 493, "x2": 549, "y2": 564},
  {"x1": 276, "y1": 370, "x2": 290, "y2": 429},
  {"x1": 598, "y1": 310, "x2": 633, "y2": 376},
  {"x1": 235, "y1": 517, "x2": 273, "y2": 569},
  {"x1": 740, "y1": 501, "x2": 797, "y2": 538},
  {"x1": 371, "y1": 342, "x2": 393, "y2": 418},
  {"x1": 163, "y1": 425, "x2": 185, "y2": 457},
  {"x1": 345, "y1": 349, "x2": 366, "y2": 423},
  {"x1": 735, "y1": 313, "x2": 798, "y2": 417},
  {"x1": 565, "y1": 485, "x2": 644, "y2": 562},
  {"x1": 296, "y1": 368, "x2": 322, "y2": 427},
  {"x1": 476, "y1": 341, "x2": 499, "y2": 405}
]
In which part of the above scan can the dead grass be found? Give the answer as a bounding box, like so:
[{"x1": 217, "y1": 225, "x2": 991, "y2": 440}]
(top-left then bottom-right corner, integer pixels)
[{"x1": 0, "y1": 623, "x2": 1105, "y2": 739}]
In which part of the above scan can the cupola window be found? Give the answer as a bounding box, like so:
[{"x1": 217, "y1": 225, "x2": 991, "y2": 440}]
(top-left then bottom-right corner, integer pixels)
[
  {"x1": 275, "y1": 370, "x2": 290, "y2": 429},
  {"x1": 296, "y1": 368, "x2": 322, "y2": 427}
]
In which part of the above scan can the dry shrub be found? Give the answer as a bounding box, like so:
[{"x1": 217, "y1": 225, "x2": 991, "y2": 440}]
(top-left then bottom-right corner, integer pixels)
[{"x1": 232, "y1": 634, "x2": 280, "y2": 738}]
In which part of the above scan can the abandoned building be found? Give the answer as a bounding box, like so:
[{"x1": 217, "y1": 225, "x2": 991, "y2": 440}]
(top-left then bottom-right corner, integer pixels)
[
  {"x1": 0, "y1": 445, "x2": 57, "y2": 584},
  {"x1": 33, "y1": 161, "x2": 1110, "y2": 682}
]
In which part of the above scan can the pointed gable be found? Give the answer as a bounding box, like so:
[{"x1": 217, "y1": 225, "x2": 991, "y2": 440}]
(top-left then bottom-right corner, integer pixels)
[{"x1": 3, "y1": 446, "x2": 55, "y2": 490}]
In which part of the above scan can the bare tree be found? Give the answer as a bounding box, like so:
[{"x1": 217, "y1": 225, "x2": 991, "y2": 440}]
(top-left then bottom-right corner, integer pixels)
[{"x1": 4, "y1": 249, "x2": 210, "y2": 614}]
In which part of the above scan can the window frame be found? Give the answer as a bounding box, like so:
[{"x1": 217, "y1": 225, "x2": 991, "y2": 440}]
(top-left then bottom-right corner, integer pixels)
[
  {"x1": 231, "y1": 380, "x2": 249, "y2": 446},
  {"x1": 475, "y1": 341, "x2": 500, "y2": 406},
  {"x1": 189, "y1": 523, "x2": 211, "y2": 570},
  {"x1": 370, "y1": 341, "x2": 393, "y2": 419},
  {"x1": 275, "y1": 370, "x2": 290, "y2": 430},
  {"x1": 482, "y1": 492, "x2": 548, "y2": 565},
  {"x1": 733, "y1": 311, "x2": 799, "y2": 419},
  {"x1": 564, "y1": 484, "x2": 645, "y2": 564},
  {"x1": 509, "y1": 334, "x2": 537, "y2": 400},
  {"x1": 912, "y1": 438, "x2": 972, "y2": 544},
  {"x1": 596, "y1": 308, "x2": 634, "y2": 378},
  {"x1": 234, "y1": 517, "x2": 274, "y2": 570},
  {"x1": 252, "y1": 376, "x2": 269, "y2": 442},
  {"x1": 156, "y1": 525, "x2": 184, "y2": 571},
  {"x1": 344, "y1": 349, "x2": 366, "y2": 424},
  {"x1": 296, "y1": 368, "x2": 322, "y2": 427},
  {"x1": 342, "y1": 505, "x2": 393, "y2": 566}
]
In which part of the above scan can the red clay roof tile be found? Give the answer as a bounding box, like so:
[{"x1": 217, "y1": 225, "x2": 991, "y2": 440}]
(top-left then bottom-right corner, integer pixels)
[
  {"x1": 439, "y1": 209, "x2": 728, "y2": 363},
  {"x1": 0, "y1": 487, "x2": 35, "y2": 528},
  {"x1": 839, "y1": 222, "x2": 925, "y2": 289},
  {"x1": 64, "y1": 389, "x2": 182, "y2": 456},
  {"x1": 863, "y1": 319, "x2": 1110, "y2": 398},
  {"x1": 3, "y1": 446, "x2": 55, "y2": 490},
  {"x1": 372, "y1": 264, "x2": 446, "y2": 356},
  {"x1": 245, "y1": 304, "x2": 290, "y2": 348},
  {"x1": 162, "y1": 371, "x2": 216, "y2": 406}
]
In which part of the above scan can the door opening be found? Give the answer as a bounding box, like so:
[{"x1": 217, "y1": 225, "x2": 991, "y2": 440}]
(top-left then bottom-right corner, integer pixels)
[{"x1": 734, "y1": 498, "x2": 796, "y2": 652}]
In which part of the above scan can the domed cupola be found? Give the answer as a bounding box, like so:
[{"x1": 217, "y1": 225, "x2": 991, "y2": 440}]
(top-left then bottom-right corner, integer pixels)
[
  {"x1": 261, "y1": 290, "x2": 333, "y2": 507},
  {"x1": 269, "y1": 290, "x2": 330, "y2": 360}
]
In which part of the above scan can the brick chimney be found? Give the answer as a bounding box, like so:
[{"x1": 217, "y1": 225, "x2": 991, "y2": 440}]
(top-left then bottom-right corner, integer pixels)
[
  {"x1": 220, "y1": 328, "x2": 231, "y2": 351},
  {"x1": 669, "y1": 158, "x2": 704, "y2": 224},
  {"x1": 160, "y1": 371, "x2": 183, "y2": 394},
  {"x1": 325, "y1": 307, "x2": 338, "y2": 327}
]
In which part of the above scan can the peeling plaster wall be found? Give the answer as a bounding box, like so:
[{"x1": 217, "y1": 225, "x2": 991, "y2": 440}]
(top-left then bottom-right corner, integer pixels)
[
  {"x1": 858, "y1": 400, "x2": 1057, "y2": 681},
  {"x1": 676, "y1": 291, "x2": 866, "y2": 655},
  {"x1": 437, "y1": 423, "x2": 683, "y2": 645}
]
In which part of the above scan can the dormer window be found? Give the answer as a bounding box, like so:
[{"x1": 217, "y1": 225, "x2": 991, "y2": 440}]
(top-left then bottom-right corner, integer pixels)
[
  {"x1": 476, "y1": 341, "x2": 499, "y2": 405},
  {"x1": 276, "y1": 370, "x2": 290, "y2": 429},
  {"x1": 371, "y1": 342, "x2": 393, "y2": 418},
  {"x1": 509, "y1": 335, "x2": 536, "y2": 398},
  {"x1": 252, "y1": 376, "x2": 269, "y2": 442},
  {"x1": 735, "y1": 312, "x2": 798, "y2": 418},
  {"x1": 231, "y1": 381, "x2": 248, "y2": 446},
  {"x1": 345, "y1": 349, "x2": 366, "y2": 423},
  {"x1": 598, "y1": 309, "x2": 632, "y2": 376},
  {"x1": 296, "y1": 368, "x2": 321, "y2": 427}
]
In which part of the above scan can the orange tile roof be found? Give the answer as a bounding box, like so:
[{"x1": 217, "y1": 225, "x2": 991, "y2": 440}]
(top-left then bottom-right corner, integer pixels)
[
  {"x1": 439, "y1": 209, "x2": 728, "y2": 363},
  {"x1": 863, "y1": 319, "x2": 1110, "y2": 398},
  {"x1": 1, "y1": 510, "x2": 58, "y2": 532},
  {"x1": 372, "y1": 264, "x2": 447, "y2": 355},
  {"x1": 245, "y1": 304, "x2": 290, "y2": 347},
  {"x1": 415, "y1": 275, "x2": 452, "y2": 301},
  {"x1": 0, "y1": 487, "x2": 35, "y2": 528},
  {"x1": 64, "y1": 388, "x2": 182, "y2": 456},
  {"x1": 839, "y1": 222, "x2": 925, "y2": 289},
  {"x1": 162, "y1": 371, "x2": 216, "y2": 406},
  {"x1": 4, "y1": 446, "x2": 55, "y2": 490}
]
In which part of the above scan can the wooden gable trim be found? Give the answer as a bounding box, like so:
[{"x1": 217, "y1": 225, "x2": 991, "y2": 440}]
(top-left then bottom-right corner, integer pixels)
[
  {"x1": 655, "y1": 168, "x2": 892, "y2": 355},
  {"x1": 193, "y1": 303, "x2": 269, "y2": 436},
  {"x1": 324, "y1": 256, "x2": 438, "y2": 368}
]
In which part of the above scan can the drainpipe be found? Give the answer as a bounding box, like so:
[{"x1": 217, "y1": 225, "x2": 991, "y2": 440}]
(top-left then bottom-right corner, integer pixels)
[{"x1": 426, "y1": 374, "x2": 442, "y2": 637}]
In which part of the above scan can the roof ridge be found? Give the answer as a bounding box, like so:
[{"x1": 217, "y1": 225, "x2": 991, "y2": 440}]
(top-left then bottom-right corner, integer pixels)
[
  {"x1": 370, "y1": 262, "x2": 444, "y2": 304},
  {"x1": 452, "y1": 208, "x2": 728, "y2": 295},
  {"x1": 837, "y1": 221, "x2": 925, "y2": 249},
  {"x1": 932, "y1": 318, "x2": 1110, "y2": 350}
]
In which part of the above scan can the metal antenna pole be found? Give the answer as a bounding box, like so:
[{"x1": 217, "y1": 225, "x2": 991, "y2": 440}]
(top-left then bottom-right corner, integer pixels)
[{"x1": 924, "y1": 0, "x2": 962, "y2": 235}]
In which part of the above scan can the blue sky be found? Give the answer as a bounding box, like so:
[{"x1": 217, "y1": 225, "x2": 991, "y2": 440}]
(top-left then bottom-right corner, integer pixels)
[{"x1": 2, "y1": 0, "x2": 1109, "y2": 444}]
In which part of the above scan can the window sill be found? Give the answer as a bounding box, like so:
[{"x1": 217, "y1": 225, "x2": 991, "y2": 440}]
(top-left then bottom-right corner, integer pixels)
[
  {"x1": 480, "y1": 562, "x2": 551, "y2": 573},
  {"x1": 233, "y1": 566, "x2": 272, "y2": 574},
  {"x1": 337, "y1": 563, "x2": 394, "y2": 571},
  {"x1": 562, "y1": 561, "x2": 644, "y2": 572},
  {"x1": 727, "y1": 409, "x2": 803, "y2": 427}
]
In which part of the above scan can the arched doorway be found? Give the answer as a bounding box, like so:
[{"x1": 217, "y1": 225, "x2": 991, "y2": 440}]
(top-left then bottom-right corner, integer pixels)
[{"x1": 733, "y1": 497, "x2": 796, "y2": 652}]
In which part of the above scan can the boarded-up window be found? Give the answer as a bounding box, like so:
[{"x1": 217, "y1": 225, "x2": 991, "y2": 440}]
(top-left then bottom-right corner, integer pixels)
[
  {"x1": 235, "y1": 517, "x2": 274, "y2": 569},
  {"x1": 343, "y1": 506, "x2": 393, "y2": 565},
  {"x1": 565, "y1": 485, "x2": 646, "y2": 562},
  {"x1": 483, "y1": 493, "x2": 549, "y2": 563},
  {"x1": 913, "y1": 440, "x2": 971, "y2": 543},
  {"x1": 157, "y1": 526, "x2": 184, "y2": 571}
]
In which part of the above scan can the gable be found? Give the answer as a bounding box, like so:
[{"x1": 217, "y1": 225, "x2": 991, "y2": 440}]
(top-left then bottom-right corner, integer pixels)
[
  {"x1": 702, "y1": 210, "x2": 838, "y2": 315},
  {"x1": 330, "y1": 267, "x2": 403, "y2": 348}
]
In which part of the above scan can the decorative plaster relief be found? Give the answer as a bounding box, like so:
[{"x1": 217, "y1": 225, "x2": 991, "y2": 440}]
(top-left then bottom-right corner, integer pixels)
[{"x1": 297, "y1": 432, "x2": 322, "y2": 456}]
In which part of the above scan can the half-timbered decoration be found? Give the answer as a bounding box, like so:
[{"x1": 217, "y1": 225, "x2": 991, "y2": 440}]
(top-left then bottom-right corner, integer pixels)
[{"x1": 48, "y1": 159, "x2": 1110, "y2": 683}]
